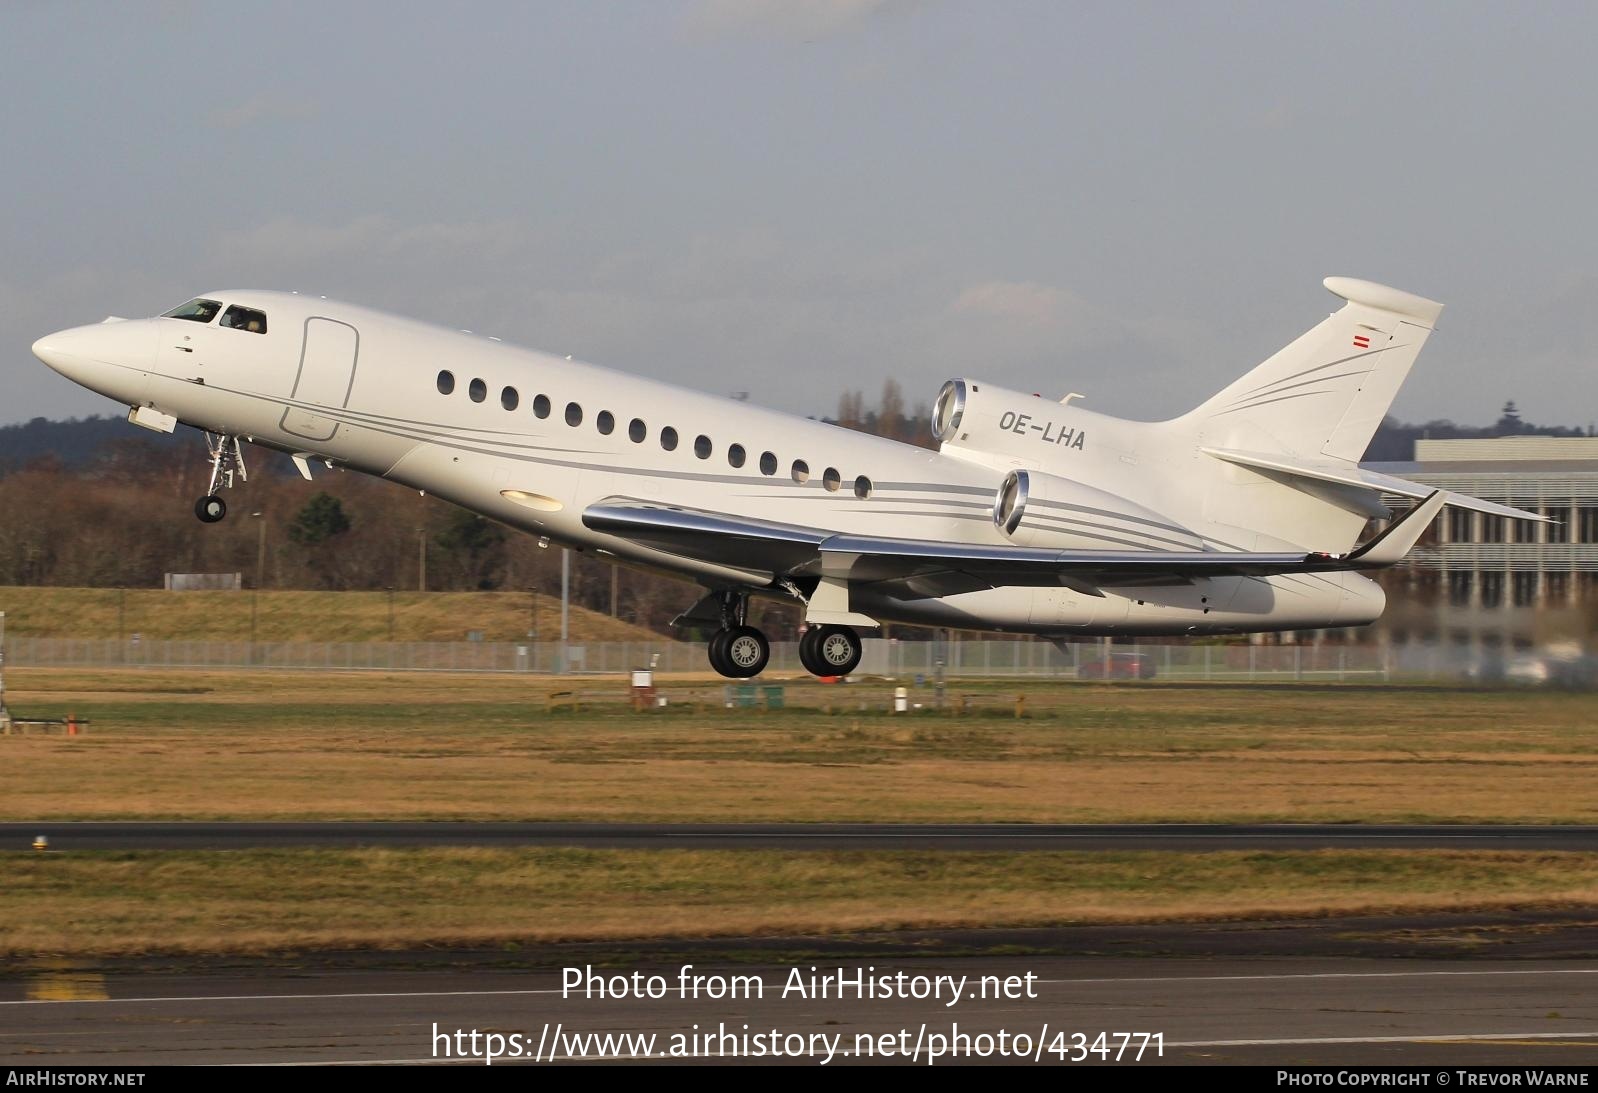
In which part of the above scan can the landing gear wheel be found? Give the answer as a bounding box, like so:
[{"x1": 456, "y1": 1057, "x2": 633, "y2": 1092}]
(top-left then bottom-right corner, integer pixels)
[
  {"x1": 723, "y1": 626, "x2": 769, "y2": 678},
  {"x1": 800, "y1": 625, "x2": 861, "y2": 677},
  {"x1": 194, "y1": 433, "x2": 247, "y2": 523},
  {"x1": 707, "y1": 629, "x2": 733, "y2": 675},
  {"x1": 798, "y1": 626, "x2": 827, "y2": 676},
  {"x1": 195, "y1": 495, "x2": 227, "y2": 523},
  {"x1": 817, "y1": 626, "x2": 862, "y2": 676}
]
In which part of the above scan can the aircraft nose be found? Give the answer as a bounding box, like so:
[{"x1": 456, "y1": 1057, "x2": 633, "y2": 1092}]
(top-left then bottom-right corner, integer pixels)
[
  {"x1": 32, "y1": 320, "x2": 156, "y2": 386},
  {"x1": 31, "y1": 330, "x2": 82, "y2": 377}
]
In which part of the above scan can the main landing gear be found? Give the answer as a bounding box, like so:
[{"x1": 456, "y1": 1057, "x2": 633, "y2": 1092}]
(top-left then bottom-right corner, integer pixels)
[
  {"x1": 799, "y1": 624, "x2": 862, "y2": 677},
  {"x1": 706, "y1": 591, "x2": 769, "y2": 679},
  {"x1": 195, "y1": 432, "x2": 247, "y2": 523},
  {"x1": 700, "y1": 592, "x2": 863, "y2": 680}
]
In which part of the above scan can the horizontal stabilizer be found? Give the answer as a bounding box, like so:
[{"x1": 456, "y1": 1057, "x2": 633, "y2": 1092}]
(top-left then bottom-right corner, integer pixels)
[{"x1": 1201, "y1": 447, "x2": 1547, "y2": 523}]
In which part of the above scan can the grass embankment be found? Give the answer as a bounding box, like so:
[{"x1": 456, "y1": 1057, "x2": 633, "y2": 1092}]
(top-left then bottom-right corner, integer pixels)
[
  {"x1": 0, "y1": 586, "x2": 657, "y2": 643},
  {"x1": 6, "y1": 848, "x2": 1597, "y2": 957},
  {"x1": 4, "y1": 670, "x2": 1598, "y2": 824},
  {"x1": 6, "y1": 671, "x2": 1598, "y2": 956}
]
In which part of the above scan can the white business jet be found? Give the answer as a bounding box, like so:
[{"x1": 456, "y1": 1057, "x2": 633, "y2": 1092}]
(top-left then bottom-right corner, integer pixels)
[{"x1": 31, "y1": 277, "x2": 1537, "y2": 678}]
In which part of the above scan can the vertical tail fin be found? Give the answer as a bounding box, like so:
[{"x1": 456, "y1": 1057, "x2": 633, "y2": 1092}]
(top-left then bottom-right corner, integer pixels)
[{"x1": 1180, "y1": 277, "x2": 1443, "y2": 462}]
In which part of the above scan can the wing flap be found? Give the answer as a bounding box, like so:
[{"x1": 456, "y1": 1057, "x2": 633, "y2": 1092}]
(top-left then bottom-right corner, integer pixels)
[
  {"x1": 582, "y1": 499, "x2": 827, "y2": 573},
  {"x1": 583, "y1": 493, "x2": 1440, "y2": 592}
]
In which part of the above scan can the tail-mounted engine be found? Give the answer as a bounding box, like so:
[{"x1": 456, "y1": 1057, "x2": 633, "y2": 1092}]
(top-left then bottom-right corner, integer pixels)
[
  {"x1": 992, "y1": 467, "x2": 1202, "y2": 552},
  {"x1": 932, "y1": 378, "x2": 1090, "y2": 461}
]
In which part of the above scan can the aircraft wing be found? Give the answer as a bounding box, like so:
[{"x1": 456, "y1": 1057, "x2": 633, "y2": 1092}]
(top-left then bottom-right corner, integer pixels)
[{"x1": 582, "y1": 491, "x2": 1444, "y2": 600}]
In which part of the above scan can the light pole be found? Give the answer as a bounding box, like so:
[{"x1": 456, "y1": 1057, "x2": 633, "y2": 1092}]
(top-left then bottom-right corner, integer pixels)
[
  {"x1": 416, "y1": 527, "x2": 427, "y2": 592},
  {"x1": 559, "y1": 547, "x2": 570, "y2": 674},
  {"x1": 0, "y1": 611, "x2": 8, "y2": 731},
  {"x1": 386, "y1": 586, "x2": 395, "y2": 643},
  {"x1": 249, "y1": 511, "x2": 266, "y2": 660}
]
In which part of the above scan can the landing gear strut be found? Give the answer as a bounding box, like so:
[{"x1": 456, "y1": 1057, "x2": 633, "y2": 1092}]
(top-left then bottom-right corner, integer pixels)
[
  {"x1": 799, "y1": 624, "x2": 862, "y2": 677},
  {"x1": 705, "y1": 590, "x2": 769, "y2": 679},
  {"x1": 195, "y1": 432, "x2": 247, "y2": 523}
]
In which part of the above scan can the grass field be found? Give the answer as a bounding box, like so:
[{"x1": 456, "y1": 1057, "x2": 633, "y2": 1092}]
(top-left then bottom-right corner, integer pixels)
[
  {"x1": 4, "y1": 669, "x2": 1597, "y2": 956},
  {"x1": 4, "y1": 669, "x2": 1597, "y2": 824},
  {"x1": 6, "y1": 848, "x2": 1598, "y2": 957},
  {"x1": 0, "y1": 586, "x2": 656, "y2": 643}
]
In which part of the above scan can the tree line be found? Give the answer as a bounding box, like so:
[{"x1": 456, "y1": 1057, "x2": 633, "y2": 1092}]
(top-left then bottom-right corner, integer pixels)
[{"x1": 0, "y1": 392, "x2": 1585, "y2": 634}]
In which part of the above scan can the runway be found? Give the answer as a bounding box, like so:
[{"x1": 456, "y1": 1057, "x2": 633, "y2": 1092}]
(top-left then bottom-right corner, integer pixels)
[
  {"x1": 4, "y1": 949, "x2": 1597, "y2": 1065},
  {"x1": 6, "y1": 821, "x2": 1598, "y2": 852}
]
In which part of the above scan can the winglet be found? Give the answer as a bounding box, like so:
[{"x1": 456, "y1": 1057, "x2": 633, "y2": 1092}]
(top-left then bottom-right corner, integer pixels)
[{"x1": 1345, "y1": 491, "x2": 1446, "y2": 566}]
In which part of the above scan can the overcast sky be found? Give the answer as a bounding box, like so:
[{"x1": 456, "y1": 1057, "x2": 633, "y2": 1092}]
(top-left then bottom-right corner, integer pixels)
[{"x1": 5, "y1": 1, "x2": 1596, "y2": 431}]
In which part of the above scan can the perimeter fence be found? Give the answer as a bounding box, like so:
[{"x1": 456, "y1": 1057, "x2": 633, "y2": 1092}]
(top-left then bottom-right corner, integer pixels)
[{"x1": 0, "y1": 636, "x2": 1499, "y2": 682}]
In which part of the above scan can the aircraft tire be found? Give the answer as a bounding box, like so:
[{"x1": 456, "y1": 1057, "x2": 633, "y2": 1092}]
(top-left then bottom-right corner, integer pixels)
[
  {"x1": 707, "y1": 629, "x2": 735, "y2": 677},
  {"x1": 195, "y1": 495, "x2": 227, "y2": 523},
  {"x1": 816, "y1": 625, "x2": 862, "y2": 676},
  {"x1": 723, "y1": 626, "x2": 769, "y2": 678},
  {"x1": 798, "y1": 626, "x2": 827, "y2": 676}
]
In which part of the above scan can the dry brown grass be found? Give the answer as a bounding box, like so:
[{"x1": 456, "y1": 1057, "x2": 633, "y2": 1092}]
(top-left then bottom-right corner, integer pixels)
[
  {"x1": 0, "y1": 586, "x2": 657, "y2": 642},
  {"x1": 3, "y1": 669, "x2": 1597, "y2": 823},
  {"x1": 5, "y1": 848, "x2": 1597, "y2": 957}
]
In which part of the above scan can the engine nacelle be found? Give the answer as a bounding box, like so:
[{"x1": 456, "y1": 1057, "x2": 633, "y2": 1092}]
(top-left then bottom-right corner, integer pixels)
[
  {"x1": 932, "y1": 378, "x2": 1091, "y2": 460},
  {"x1": 992, "y1": 468, "x2": 1203, "y2": 552}
]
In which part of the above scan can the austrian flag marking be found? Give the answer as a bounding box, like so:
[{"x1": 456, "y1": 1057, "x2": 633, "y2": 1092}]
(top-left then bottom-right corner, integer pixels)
[{"x1": 1352, "y1": 334, "x2": 1371, "y2": 349}]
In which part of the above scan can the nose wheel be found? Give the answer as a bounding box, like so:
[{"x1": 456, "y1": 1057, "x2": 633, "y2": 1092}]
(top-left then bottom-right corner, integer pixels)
[
  {"x1": 799, "y1": 625, "x2": 862, "y2": 677},
  {"x1": 193, "y1": 432, "x2": 248, "y2": 522}
]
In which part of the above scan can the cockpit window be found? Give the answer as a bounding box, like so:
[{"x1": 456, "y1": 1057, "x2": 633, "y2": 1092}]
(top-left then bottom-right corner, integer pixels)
[
  {"x1": 220, "y1": 305, "x2": 268, "y2": 334},
  {"x1": 163, "y1": 298, "x2": 222, "y2": 324}
]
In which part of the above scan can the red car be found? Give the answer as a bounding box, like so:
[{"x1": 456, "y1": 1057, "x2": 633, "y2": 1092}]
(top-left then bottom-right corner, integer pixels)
[{"x1": 1077, "y1": 652, "x2": 1157, "y2": 680}]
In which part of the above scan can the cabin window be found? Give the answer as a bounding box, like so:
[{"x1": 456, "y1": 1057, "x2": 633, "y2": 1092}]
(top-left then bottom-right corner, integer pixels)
[
  {"x1": 469, "y1": 378, "x2": 487, "y2": 403},
  {"x1": 791, "y1": 459, "x2": 809, "y2": 484},
  {"x1": 501, "y1": 386, "x2": 519, "y2": 411},
  {"x1": 565, "y1": 402, "x2": 583, "y2": 427},
  {"x1": 597, "y1": 410, "x2": 615, "y2": 435},
  {"x1": 661, "y1": 426, "x2": 679, "y2": 451},
  {"x1": 727, "y1": 443, "x2": 746, "y2": 469},
  {"x1": 629, "y1": 418, "x2": 646, "y2": 443},
  {"x1": 759, "y1": 451, "x2": 777, "y2": 476},
  {"x1": 694, "y1": 435, "x2": 712, "y2": 460},
  {"x1": 533, "y1": 394, "x2": 551, "y2": 419},
  {"x1": 163, "y1": 298, "x2": 222, "y2": 323},
  {"x1": 437, "y1": 371, "x2": 455, "y2": 395},
  {"x1": 220, "y1": 305, "x2": 268, "y2": 334},
  {"x1": 823, "y1": 467, "x2": 841, "y2": 492},
  {"x1": 854, "y1": 475, "x2": 872, "y2": 499}
]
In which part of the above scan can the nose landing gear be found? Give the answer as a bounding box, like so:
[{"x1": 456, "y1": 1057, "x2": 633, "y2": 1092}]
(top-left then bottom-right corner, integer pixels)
[{"x1": 195, "y1": 432, "x2": 247, "y2": 523}]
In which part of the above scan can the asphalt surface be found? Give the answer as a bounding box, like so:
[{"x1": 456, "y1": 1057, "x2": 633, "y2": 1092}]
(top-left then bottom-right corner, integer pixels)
[
  {"x1": 7, "y1": 821, "x2": 1598, "y2": 852},
  {"x1": 4, "y1": 947, "x2": 1596, "y2": 1066}
]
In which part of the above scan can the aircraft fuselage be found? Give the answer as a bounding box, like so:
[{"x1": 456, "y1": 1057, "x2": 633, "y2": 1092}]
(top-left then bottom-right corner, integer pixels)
[{"x1": 32, "y1": 290, "x2": 1387, "y2": 639}]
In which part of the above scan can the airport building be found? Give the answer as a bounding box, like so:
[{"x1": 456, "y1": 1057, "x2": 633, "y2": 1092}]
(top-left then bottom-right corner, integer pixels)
[{"x1": 1367, "y1": 436, "x2": 1598, "y2": 649}]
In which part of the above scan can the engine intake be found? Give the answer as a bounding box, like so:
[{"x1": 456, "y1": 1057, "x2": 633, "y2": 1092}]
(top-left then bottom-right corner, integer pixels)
[{"x1": 992, "y1": 468, "x2": 1201, "y2": 552}]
